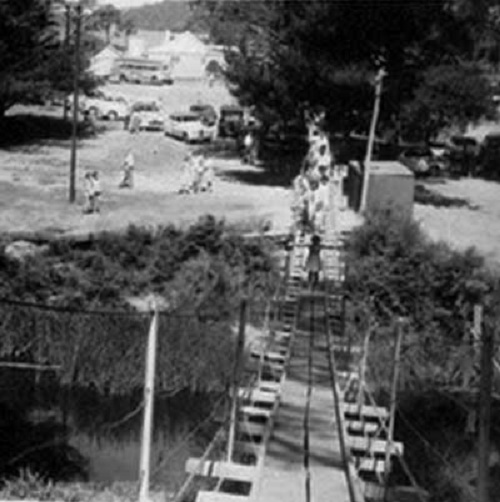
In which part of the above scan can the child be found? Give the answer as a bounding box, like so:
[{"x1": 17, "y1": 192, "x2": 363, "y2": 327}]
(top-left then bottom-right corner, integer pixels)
[
  {"x1": 178, "y1": 154, "x2": 194, "y2": 194},
  {"x1": 120, "y1": 150, "x2": 135, "y2": 188},
  {"x1": 304, "y1": 235, "x2": 322, "y2": 287},
  {"x1": 92, "y1": 171, "x2": 101, "y2": 213},
  {"x1": 83, "y1": 172, "x2": 95, "y2": 214}
]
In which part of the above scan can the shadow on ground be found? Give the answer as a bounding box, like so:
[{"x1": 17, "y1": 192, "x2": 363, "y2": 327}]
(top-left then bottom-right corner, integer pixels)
[
  {"x1": 415, "y1": 183, "x2": 479, "y2": 209},
  {"x1": 218, "y1": 165, "x2": 295, "y2": 188},
  {"x1": 0, "y1": 114, "x2": 101, "y2": 149}
]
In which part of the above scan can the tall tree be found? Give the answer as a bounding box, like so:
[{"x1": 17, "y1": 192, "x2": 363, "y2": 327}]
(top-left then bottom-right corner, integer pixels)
[
  {"x1": 194, "y1": 0, "x2": 488, "y2": 136},
  {"x1": 0, "y1": 0, "x2": 58, "y2": 117},
  {"x1": 87, "y1": 4, "x2": 121, "y2": 45}
]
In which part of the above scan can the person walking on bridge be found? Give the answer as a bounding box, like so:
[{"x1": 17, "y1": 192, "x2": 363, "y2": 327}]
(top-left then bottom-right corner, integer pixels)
[{"x1": 304, "y1": 235, "x2": 322, "y2": 288}]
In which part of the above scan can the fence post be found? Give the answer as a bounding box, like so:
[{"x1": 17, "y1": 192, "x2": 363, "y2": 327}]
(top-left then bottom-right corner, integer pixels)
[
  {"x1": 384, "y1": 317, "x2": 404, "y2": 498},
  {"x1": 139, "y1": 305, "x2": 159, "y2": 502},
  {"x1": 478, "y1": 305, "x2": 493, "y2": 502},
  {"x1": 358, "y1": 326, "x2": 372, "y2": 407},
  {"x1": 227, "y1": 299, "x2": 247, "y2": 462}
]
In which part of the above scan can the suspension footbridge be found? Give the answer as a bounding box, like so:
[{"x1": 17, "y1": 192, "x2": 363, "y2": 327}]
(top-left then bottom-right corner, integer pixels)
[{"x1": 179, "y1": 179, "x2": 407, "y2": 502}]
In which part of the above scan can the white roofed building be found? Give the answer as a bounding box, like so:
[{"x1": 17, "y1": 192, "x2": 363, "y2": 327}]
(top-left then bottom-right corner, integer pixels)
[
  {"x1": 147, "y1": 31, "x2": 226, "y2": 80},
  {"x1": 90, "y1": 45, "x2": 124, "y2": 78}
]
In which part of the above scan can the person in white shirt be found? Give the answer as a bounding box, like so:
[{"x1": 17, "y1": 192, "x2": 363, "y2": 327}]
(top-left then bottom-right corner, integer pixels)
[
  {"x1": 83, "y1": 172, "x2": 95, "y2": 214},
  {"x1": 314, "y1": 174, "x2": 330, "y2": 234},
  {"x1": 179, "y1": 154, "x2": 195, "y2": 194},
  {"x1": 120, "y1": 150, "x2": 135, "y2": 188}
]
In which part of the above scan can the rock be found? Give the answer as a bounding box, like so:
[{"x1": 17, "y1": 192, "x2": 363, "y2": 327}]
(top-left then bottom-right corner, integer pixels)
[{"x1": 4, "y1": 240, "x2": 49, "y2": 261}]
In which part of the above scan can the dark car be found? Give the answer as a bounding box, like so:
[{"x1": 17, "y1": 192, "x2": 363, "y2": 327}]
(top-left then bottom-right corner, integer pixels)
[
  {"x1": 479, "y1": 133, "x2": 500, "y2": 179},
  {"x1": 218, "y1": 105, "x2": 244, "y2": 138},
  {"x1": 447, "y1": 135, "x2": 480, "y2": 177},
  {"x1": 189, "y1": 103, "x2": 217, "y2": 126},
  {"x1": 398, "y1": 146, "x2": 446, "y2": 177}
]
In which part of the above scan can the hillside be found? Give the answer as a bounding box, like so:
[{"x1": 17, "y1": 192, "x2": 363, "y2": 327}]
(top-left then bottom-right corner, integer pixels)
[{"x1": 122, "y1": 0, "x2": 193, "y2": 31}]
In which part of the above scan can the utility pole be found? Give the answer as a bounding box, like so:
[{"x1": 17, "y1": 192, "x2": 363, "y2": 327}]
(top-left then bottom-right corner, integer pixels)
[
  {"x1": 360, "y1": 67, "x2": 387, "y2": 213},
  {"x1": 63, "y1": 4, "x2": 71, "y2": 121},
  {"x1": 69, "y1": 2, "x2": 82, "y2": 203},
  {"x1": 227, "y1": 299, "x2": 247, "y2": 462},
  {"x1": 478, "y1": 308, "x2": 493, "y2": 502},
  {"x1": 384, "y1": 318, "x2": 404, "y2": 498}
]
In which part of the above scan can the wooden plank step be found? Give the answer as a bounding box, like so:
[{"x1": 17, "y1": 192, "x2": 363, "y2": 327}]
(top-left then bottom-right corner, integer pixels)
[
  {"x1": 240, "y1": 389, "x2": 278, "y2": 405},
  {"x1": 234, "y1": 440, "x2": 260, "y2": 456},
  {"x1": 264, "y1": 351, "x2": 287, "y2": 363},
  {"x1": 185, "y1": 459, "x2": 257, "y2": 483},
  {"x1": 238, "y1": 421, "x2": 266, "y2": 436},
  {"x1": 341, "y1": 403, "x2": 389, "y2": 420},
  {"x1": 358, "y1": 458, "x2": 386, "y2": 475},
  {"x1": 347, "y1": 437, "x2": 403, "y2": 456},
  {"x1": 196, "y1": 491, "x2": 250, "y2": 502},
  {"x1": 258, "y1": 381, "x2": 281, "y2": 393},
  {"x1": 346, "y1": 421, "x2": 379, "y2": 435},
  {"x1": 332, "y1": 344, "x2": 362, "y2": 353},
  {"x1": 240, "y1": 405, "x2": 272, "y2": 419}
]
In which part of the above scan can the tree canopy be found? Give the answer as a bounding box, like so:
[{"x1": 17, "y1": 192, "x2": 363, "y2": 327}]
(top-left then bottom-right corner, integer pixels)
[
  {"x1": 0, "y1": 0, "x2": 99, "y2": 117},
  {"x1": 0, "y1": 0, "x2": 58, "y2": 115},
  {"x1": 193, "y1": 0, "x2": 495, "y2": 138}
]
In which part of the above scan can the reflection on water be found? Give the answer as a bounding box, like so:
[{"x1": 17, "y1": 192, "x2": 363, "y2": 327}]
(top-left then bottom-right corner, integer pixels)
[
  {"x1": 72, "y1": 430, "x2": 191, "y2": 486},
  {"x1": 0, "y1": 376, "x2": 223, "y2": 489}
]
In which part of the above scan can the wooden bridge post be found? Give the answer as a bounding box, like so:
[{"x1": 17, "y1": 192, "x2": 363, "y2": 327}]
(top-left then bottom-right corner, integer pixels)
[
  {"x1": 227, "y1": 299, "x2": 247, "y2": 462},
  {"x1": 384, "y1": 317, "x2": 404, "y2": 498},
  {"x1": 478, "y1": 305, "x2": 493, "y2": 502},
  {"x1": 139, "y1": 305, "x2": 159, "y2": 502},
  {"x1": 358, "y1": 326, "x2": 372, "y2": 407}
]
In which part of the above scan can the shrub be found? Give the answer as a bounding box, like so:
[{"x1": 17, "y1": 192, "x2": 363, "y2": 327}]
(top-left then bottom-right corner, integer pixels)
[{"x1": 345, "y1": 211, "x2": 496, "y2": 392}]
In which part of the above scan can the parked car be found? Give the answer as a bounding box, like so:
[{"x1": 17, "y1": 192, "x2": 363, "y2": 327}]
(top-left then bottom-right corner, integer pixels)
[
  {"x1": 218, "y1": 105, "x2": 244, "y2": 138},
  {"x1": 189, "y1": 104, "x2": 217, "y2": 126},
  {"x1": 479, "y1": 133, "x2": 500, "y2": 179},
  {"x1": 398, "y1": 146, "x2": 447, "y2": 177},
  {"x1": 447, "y1": 135, "x2": 481, "y2": 177},
  {"x1": 164, "y1": 112, "x2": 216, "y2": 143},
  {"x1": 66, "y1": 90, "x2": 128, "y2": 121},
  {"x1": 129, "y1": 101, "x2": 164, "y2": 131},
  {"x1": 84, "y1": 93, "x2": 128, "y2": 121}
]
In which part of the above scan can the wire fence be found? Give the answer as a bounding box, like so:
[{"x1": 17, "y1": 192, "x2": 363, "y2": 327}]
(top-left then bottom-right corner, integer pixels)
[{"x1": 0, "y1": 294, "x2": 273, "y2": 488}]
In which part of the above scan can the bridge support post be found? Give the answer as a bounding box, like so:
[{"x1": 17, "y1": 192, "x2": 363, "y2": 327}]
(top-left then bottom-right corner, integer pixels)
[
  {"x1": 227, "y1": 299, "x2": 247, "y2": 462},
  {"x1": 139, "y1": 306, "x2": 159, "y2": 502},
  {"x1": 478, "y1": 305, "x2": 493, "y2": 502},
  {"x1": 384, "y1": 318, "x2": 404, "y2": 498}
]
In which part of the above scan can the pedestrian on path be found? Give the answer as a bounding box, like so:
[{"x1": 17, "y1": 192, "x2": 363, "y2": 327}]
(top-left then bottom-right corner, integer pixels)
[
  {"x1": 120, "y1": 150, "x2": 135, "y2": 189},
  {"x1": 92, "y1": 171, "x2": 101, "y2": 213},
  {"x1": 178, "y1": 153, "x2": 195, "y2": 194},
  {"x1": 83, "y1": 171, "x2": 95, "y2": 214},
  {"x1": 304, "y1": 235, "x2": 322, "y2": 287}
]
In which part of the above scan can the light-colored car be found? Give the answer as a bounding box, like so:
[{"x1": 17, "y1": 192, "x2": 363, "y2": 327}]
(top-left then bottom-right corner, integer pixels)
[
  {"x1": 398, "y1": 147, "x2": 447, "y2": 177},
  {"x1": 164, "y1": 112, "x2": 216, "y2": 143},
  {"x1": 84, "y1": 93, "x2": 129, "y2": 121},
  {"x1": 66, "y1": 91, "x2": 128, "y2": 121},
  {"x1": 130, "y1": 101, "x2": 164, "y2": 131}
]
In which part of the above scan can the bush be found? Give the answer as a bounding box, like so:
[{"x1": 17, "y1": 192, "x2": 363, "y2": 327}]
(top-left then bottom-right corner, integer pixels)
[
  {"x1": 345, "y1": 211, "x2": 500, "y2": 502},
  {"x1": 345, "y1": 211, "x2": 495, "y2": 391},
  {"x1": 0, "y1": 216, "x2": 278, "y2": 312}
]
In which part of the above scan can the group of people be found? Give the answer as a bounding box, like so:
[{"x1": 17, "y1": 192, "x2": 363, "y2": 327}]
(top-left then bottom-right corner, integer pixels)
[
  {"x1": 292, "y1": 110, "x2": 335, "y2": 236},
  {"x1": 178, "y1": 152, "x2": 214, "y2": 194}
]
